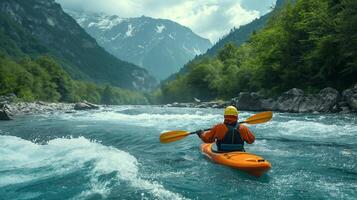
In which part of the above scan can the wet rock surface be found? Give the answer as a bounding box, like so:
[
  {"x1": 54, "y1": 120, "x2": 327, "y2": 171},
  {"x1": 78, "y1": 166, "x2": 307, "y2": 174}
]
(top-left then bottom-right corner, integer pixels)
[
  {"x1": 165, "y1": 85, "x2": 357, "y2": 113},
  {"x1": 74, "y1": 101, "x2": 99, "y2": 110},
  {"x1": 0, "y1": 101, "x2": 102, "y2": 120}
]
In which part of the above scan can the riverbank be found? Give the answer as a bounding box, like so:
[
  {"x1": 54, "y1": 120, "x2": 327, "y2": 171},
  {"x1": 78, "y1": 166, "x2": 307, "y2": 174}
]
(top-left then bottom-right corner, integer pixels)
[
  {"x1": 1, "y1": 84, "x2": 356, "y2": 120},
  {"x1": 0, "y1": 101, "x2": 101, "y2": 120},
  {"x1": 165, "y1": 85, "x2": 357, "y2": 114}
]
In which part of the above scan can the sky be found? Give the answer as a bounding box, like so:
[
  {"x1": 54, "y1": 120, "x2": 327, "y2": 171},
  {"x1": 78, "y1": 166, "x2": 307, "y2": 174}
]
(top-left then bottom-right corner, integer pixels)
[{"x1": 56, "y1": 0, "x2": 276, "y2": 43}]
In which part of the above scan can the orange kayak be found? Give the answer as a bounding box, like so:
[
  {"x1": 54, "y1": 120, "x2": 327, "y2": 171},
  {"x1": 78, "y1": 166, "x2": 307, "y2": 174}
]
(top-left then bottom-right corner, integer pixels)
[{"x1": 200, "y1": 143, "x2": 271, "y2": 177}]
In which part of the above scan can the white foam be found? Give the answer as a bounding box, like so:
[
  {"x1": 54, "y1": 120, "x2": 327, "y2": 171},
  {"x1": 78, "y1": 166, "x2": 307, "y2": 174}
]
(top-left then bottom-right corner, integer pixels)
[
  {"x1": 257, "y1": 119, "x2": 356, "y2": 139},
  {"x1": 60, "y1": 111, "x2": 222, "y2": 130},
  {"x1": 0, "y1": 136, "x2": 187, "y2": 200}
]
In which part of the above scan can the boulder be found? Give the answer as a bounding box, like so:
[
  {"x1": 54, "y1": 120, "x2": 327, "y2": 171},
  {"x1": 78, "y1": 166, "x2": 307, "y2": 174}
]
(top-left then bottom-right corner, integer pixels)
[
  {"x1": 342, "y1": 84, "x2": 357, "y2": 111},
  {"x1": 261, "y1": 98, "x2": 277, "y2": 110},
  {"x1": 297, "y1": 94, "x2": 322, "y2": 113},
  {"x1": 232, "y1": 92, "x2": 273, "y2": 111},
  {"x1": 275, "y1": 88, "x2": 339, "y2": 113},
  {"x1": 339, "y1": 106, "x2": 351, "y2": 114},
  {"x1": 316, "y1": 87, "x2": 340, "y2": 112},
  {"x1": 74, "y1": 101, "x2": 99, "y2": 110},
  {"x1": 0, "y1": 93, "x2": 17, "y2": 104},
  {"x1": 276, "y1": 88, "x2": 304, "y2": 112},
  {"x1": 0, "y1": 106, "x2": 12, "y2": 120}
]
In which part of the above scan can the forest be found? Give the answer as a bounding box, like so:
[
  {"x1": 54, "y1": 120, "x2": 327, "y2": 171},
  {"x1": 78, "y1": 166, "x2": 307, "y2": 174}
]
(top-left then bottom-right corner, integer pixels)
[
  {"x1": 159, "y1": 0, "x2": 357, "y2": 103},
  {"x1": 0, "y1": 54, "x2": 148, "y2": 104}
]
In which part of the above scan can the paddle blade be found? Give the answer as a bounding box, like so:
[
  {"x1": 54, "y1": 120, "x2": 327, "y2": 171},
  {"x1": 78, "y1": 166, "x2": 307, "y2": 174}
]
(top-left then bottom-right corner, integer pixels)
[
  {"x1": 160, "y1": 130, "x2": 190, "y2": 143},
  {"x1": 243, "y1": 111, "x2": 273, "y2": 124}
]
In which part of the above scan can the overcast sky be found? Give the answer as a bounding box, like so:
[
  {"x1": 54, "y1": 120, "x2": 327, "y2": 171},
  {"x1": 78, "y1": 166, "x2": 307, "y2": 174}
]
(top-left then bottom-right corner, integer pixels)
[{"x1": 56, "y1": 0, "x2": 276, "y2": 43}]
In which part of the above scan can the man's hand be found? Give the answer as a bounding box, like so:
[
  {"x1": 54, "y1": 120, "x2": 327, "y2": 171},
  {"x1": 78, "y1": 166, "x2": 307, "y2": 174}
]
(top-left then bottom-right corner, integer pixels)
[{"x1": 196, "y1": 129, "x2": 204, "y2": 137}]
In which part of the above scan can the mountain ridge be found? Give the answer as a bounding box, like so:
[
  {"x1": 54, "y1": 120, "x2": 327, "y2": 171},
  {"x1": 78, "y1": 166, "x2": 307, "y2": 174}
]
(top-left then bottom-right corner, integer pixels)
[
  {"x1": 0, "y1": 0, "x2": 156, "y2": 90},
  {"x1": 66, "y1": 9, "x2": 212, "y2": 80}
]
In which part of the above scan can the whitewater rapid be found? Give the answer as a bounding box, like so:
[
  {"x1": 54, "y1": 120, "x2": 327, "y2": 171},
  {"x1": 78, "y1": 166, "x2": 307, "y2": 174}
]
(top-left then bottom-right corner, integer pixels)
[{"x1": 0, "y1": 106, "x2": 356, "y2": 199}]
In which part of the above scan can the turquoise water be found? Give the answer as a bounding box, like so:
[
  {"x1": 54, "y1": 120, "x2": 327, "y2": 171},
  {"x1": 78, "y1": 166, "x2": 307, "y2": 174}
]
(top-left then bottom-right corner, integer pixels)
[{"x1": 0, "y1": 106, "x2": 356, "y2": 200}]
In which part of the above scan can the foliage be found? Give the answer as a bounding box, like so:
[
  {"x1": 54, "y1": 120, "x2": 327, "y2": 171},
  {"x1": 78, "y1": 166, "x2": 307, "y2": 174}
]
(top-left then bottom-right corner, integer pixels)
[
  {"x1": 0, "y1": 0, "x2": 151, "y2": 89},
  {"x1": 0, "y1": 55, "x2": 148, "y2": 104},
  {"x1": 157, "y1": 0, "x2": 357, "y2": 103}
]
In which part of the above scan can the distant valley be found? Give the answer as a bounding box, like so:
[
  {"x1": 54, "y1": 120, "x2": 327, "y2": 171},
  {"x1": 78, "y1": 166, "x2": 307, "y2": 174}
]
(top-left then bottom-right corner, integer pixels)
[{"x1": 66, "y1": 10, "x2": 212, "y2": 80}]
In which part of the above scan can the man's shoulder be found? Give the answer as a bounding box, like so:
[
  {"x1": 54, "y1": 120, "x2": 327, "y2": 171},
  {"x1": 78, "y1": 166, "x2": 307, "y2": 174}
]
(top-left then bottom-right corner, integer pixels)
[{"x1": 212, "y1": 123, "x2": 227, "y2": 131}]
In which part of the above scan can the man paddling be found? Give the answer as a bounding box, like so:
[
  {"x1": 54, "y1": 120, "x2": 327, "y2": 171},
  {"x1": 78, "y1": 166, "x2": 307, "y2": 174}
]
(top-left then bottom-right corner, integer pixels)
[{"x1": 197, "y1": 106, "x2": 255, "y2": 152}]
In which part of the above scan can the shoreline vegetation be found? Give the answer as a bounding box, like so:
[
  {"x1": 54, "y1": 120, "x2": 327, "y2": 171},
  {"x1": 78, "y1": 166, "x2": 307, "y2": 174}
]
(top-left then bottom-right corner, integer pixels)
[
  {"x1": 1, "y1": 83, "x2": 356, "y2": 120},
  {"x1": 165, "y1": 85, "x2": 357, "y2": 114},
  {"x1": 1, "y1": 0, "x2": 356, "y2": 120},
  {"x1": 0, "y1": 55, "x2": 149, "y2": 105},
  {"x1": 157, "y1": 0, "x2": 357, "y2": 105}
]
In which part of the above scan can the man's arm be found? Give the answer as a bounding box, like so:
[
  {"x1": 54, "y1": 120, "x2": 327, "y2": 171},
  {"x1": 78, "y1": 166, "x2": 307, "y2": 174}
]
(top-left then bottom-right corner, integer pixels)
[
  {"x1": 239, "y1": 125, "x2": 255, "y2": 144},
  {"x1": 199, "y1": 124, "x2": 227, "y2": 143}
]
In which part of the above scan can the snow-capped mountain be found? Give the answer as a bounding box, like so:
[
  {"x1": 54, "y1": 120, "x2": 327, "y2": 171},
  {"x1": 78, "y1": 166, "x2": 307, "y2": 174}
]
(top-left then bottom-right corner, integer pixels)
[{"x1": 66, "y1": 10, "x2": 212, "y2": 80}]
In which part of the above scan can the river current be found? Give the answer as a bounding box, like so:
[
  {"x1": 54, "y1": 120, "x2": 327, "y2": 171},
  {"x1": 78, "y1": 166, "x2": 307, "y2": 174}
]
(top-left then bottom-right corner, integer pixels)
[{"x1": 0, "y1": 106, "x2": 356, "y2": 199}]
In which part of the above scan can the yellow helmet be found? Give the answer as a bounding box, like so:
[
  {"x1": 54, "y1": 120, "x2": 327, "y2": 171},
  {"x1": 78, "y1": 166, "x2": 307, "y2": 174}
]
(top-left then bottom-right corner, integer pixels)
[{"x1": 224, "y1": 106, "x2": 239, "y2": 117}]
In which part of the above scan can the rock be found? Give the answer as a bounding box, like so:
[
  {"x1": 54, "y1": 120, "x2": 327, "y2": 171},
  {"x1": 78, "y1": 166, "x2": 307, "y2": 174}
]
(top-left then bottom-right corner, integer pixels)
[
  {"x1": 171, "y1": 102, "x2": 191, "y2": 107},
  {"x1": 194, "y1": 98, "x2": 201, "y2": 103},
  {"x1": 342, "y1": 84, "x2": 357, "y2": 111},
  {"x1": 261, "y1": 98, "x2": 277, "y2": 110},
  {"x1": 74, "y1": 103, "x2": 92, "y2": 110},
  {"x1": 0, "y1": 93, "x2": 17, "y2": 104},
  {"x1": 36, "y1": 101, "x2": 47, "y2": 105},
  {"x1": 0, "y1": 108, "x2": 12, "y2": 120},
  {"x1": 83, "y1": 101, "x2": 99, "y2": 109},
  {"x1": 276, "y1": 88, "x2": 304, "y2": 112},
  {"x1": 339, "y1": 106, "x2": 351, "y2": 114},
  {"x1": 275, "y1": 87, "x2": 339, "y2": 113},
  {"x1": 317, "y1": 87, "x2": 340, "y2": 112},
  {"x1": 65, "y1": 111, "x2": 76, "y2": 114},
  {"x1": 74, "y1": 101, "x2": 99, "y2": 110},
  {"x1": 233, "y1": 92, "x2": 268, "y2": 111}
]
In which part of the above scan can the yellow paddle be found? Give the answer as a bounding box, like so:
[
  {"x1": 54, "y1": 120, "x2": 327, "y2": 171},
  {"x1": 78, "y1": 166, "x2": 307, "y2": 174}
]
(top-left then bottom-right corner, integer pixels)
[{"x1": 160, "y1": 111, "x2": 273, "y2": 144}]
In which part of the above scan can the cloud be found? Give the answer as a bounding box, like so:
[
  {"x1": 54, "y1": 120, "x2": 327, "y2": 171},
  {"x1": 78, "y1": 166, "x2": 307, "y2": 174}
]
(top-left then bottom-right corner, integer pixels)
[{"x1": 56, "y1": 0, "x2": 266, "y2": 43}]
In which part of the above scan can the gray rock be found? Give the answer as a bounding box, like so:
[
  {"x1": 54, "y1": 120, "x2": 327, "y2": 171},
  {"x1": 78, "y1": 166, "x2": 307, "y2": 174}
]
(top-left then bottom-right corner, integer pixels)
[
  {"x1": 342, "y1": 85, "x2": 357, "y2": 111},
  {"x1": 74, "y1": 103, "x2": 92, "y2": 110},
  {"x1": 0, "y1": 108, "x2": 12, "y2": 120},
  {"x1": 74, "y1": 102, "x2": 99, "y2": 110},
  {"x1": 194, "y1": 98, "x2": 201, "y2": 103},
  {"x1": 276, "y1": 88, "x2": 304, "y2": 112},
  {"x1": 276, "y1": 87, "x2": 339, "y2": 113},
  {"x1": 339, "y1": 106, "x2": 351, "y2": 113},
  {"x1": 298, "y1": 95, "x2": 321, "y2": 113},
  {"x1": 82, "y1": 101, "x2": 99, "y2": 109},
  {"x1": 317, "y1": 87, "x2": 340, "y2": 112},
  {"x1": 0, "y1": 93, "x2": 17, "y2": 104},
  {"x1": 233, "y1": 92, "x2": 268, "y2": 111},
  {"x1": 261, "y1": 98, "x2": 277, "y2": 110}
]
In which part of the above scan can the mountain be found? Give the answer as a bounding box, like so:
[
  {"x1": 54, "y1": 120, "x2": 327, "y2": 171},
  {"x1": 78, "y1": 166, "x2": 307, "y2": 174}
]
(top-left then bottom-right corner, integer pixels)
[
  {"x1": 166, "y1": 0, "x2": 288, "y2": 80},
  {"x1": 66, "y1": 10, "x2": 212, "y2": 80},
  {"x1": 206, "y1": 0, "x2": 286, "y2": 57},
  {"x1": 0, "y1": 0, "x2": 156, "y2": 90}
]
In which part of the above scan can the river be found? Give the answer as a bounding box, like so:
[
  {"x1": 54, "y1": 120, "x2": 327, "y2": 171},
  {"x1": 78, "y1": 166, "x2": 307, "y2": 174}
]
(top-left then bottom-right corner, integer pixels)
[{"x1": 0, "y1": 106, "x2": 356, "y2": 199}]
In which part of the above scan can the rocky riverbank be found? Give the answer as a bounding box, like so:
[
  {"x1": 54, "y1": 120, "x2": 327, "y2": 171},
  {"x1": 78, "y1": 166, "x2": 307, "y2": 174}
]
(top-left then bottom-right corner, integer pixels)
[
  {"x1": 166, "y1": 84, "x2": 357, "y2": 114},
  {"x1": 0, "y1": 98, "x2": 100, "y2": 120}
]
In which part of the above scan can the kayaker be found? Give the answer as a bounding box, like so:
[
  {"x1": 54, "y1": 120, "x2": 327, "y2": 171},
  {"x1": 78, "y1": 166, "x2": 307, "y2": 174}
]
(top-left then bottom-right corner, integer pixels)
[{"x1": 197, "y1": 106, "x2": 255, "y2": 152}]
